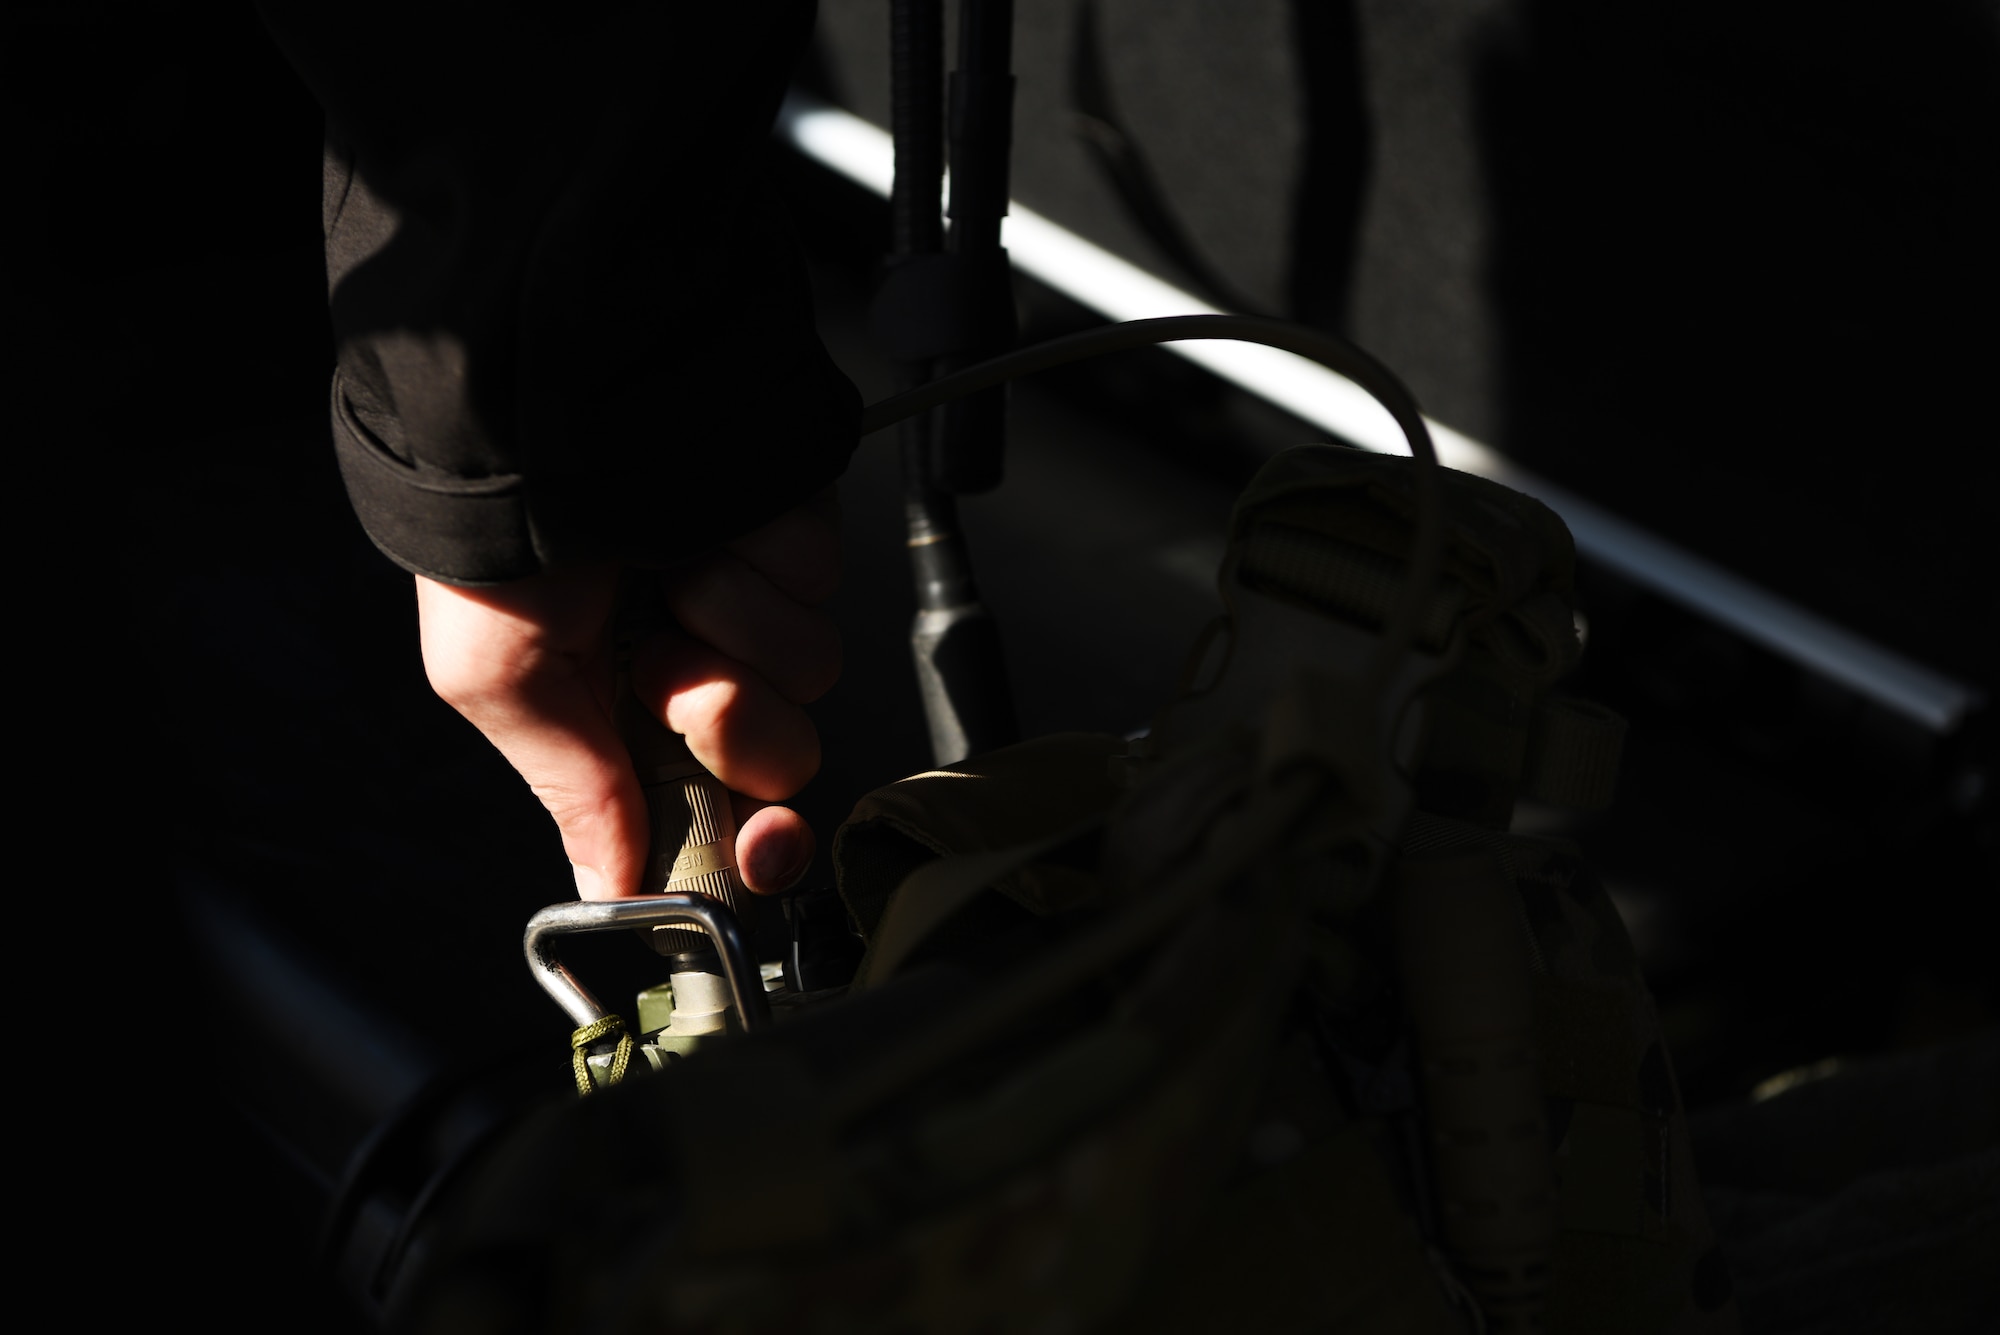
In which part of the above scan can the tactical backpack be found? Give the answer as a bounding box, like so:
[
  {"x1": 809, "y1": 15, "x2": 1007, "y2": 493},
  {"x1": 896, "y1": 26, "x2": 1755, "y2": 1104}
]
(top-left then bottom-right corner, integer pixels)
[{"x1": 390, "y1": 443, "x2": 1739, "y2": 1335}]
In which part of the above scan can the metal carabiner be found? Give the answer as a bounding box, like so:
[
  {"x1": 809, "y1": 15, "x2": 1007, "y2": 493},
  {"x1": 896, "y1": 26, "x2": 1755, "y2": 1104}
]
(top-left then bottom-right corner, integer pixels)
[{"x1": 523, "y1": 894, "x2": 772, "y2": 1033}]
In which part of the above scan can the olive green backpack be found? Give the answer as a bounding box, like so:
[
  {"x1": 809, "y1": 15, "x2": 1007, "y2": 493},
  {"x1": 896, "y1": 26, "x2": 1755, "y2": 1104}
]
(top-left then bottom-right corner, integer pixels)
[{"x1": 400, "y1": 446, "x2": 1737, "y2": 1335}]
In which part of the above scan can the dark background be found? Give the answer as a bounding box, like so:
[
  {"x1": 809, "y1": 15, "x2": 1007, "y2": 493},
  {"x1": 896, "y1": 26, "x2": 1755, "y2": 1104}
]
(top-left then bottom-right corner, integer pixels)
[{"x1": 13, "y1": 2, "x2": 1995, "y2": 1329}]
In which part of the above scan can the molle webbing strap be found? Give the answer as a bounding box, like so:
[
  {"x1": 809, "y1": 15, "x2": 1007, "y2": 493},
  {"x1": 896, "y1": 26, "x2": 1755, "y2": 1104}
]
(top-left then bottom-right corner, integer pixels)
[
  {"x1": 1399, "y1": 811, "x2": 1550, "y2": 977},
  {"x1": 1394, "y1": 853, "x2": 1558, "y2": 1333},
  {"x1": 1520, "y1": 698, "x2": 1627, "y2": 811},
  {"x1": 1402, "y1": 808, "x2": 1525, "y2": 872},
  {"x1": 1238, "y1": 522, "x2": 1464, "y2": 652}
]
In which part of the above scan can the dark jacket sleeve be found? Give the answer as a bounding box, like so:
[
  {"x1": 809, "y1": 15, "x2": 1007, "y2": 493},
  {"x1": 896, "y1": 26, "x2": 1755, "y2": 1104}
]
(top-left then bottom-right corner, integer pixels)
[{"x1": 260, "y1": 1, "x2": 861, "y2": 585}]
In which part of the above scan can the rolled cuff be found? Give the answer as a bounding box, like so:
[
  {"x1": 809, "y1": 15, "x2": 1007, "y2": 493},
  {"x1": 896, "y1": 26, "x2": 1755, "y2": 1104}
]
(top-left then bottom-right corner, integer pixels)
[{"x1": 330, "y1": 370, "x2": 540, "y2": 584}]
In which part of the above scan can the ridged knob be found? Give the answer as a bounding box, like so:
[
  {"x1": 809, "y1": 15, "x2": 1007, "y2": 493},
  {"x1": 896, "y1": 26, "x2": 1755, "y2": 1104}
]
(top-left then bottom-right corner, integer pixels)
[
  {"x1": 612, "y1": 573, "x2": 753, "y2": 956},
  {"x1": 641, "y1": 769, "x2": 749, "y2": 955}
]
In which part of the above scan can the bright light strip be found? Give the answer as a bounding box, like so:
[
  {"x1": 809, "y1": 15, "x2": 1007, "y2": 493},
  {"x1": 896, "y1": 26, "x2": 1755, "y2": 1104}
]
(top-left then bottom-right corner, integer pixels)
[{"x1": 778, "y1": 93, "x2": 1982, "y2": 733}]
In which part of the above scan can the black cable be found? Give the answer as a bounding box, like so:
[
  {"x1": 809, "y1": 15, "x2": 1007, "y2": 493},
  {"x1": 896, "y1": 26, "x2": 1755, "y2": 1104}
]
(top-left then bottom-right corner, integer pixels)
[{"x1": 855, "y1": 313, "x2": 1445, "y2": 695}]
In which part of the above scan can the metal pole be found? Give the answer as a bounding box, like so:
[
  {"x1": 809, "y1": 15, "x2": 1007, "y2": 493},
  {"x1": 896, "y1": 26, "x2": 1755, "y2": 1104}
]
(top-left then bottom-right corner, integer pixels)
[{"x1": 886, "y1": 0, "x2": 1018, "y2": 765}]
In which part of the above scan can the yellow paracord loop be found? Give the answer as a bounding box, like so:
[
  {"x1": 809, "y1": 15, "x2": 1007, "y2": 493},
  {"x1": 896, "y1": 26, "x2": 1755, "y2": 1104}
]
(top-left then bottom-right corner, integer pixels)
[{"x1": 570, "y1": 1014, "x2": 634, "y2": 1097}]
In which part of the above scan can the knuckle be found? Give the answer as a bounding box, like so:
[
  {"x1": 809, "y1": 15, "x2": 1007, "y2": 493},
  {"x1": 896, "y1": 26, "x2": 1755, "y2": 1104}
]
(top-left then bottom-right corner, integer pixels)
[
  {"x1": 533, "y1": 784, "x2": 616, "y2": 836},
  {"x1": 423, "y1": 661, "x2": 490, "y2": 711},
  {"x1": 668, "y1": 675, "x2": 745, "y2": 742},
  {"x1": 423, "y1": 654, "x2": 528, "y2": 717}
]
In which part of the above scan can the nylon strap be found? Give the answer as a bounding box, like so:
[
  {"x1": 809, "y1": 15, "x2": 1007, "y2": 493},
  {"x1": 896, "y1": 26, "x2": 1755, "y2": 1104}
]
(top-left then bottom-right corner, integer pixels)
[
  {"x1": 1520, "y1": 697, "x2": 1627, "y2": 811},
  {"x1": 1238, "y1": 521, "x2": 1464, "y2": 651}
]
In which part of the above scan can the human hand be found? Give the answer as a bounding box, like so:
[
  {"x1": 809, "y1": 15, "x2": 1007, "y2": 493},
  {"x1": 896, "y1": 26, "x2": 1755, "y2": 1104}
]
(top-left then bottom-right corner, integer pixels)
[{"x1": 415, "y1": 490, "x2": 842, "y2": 900}]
